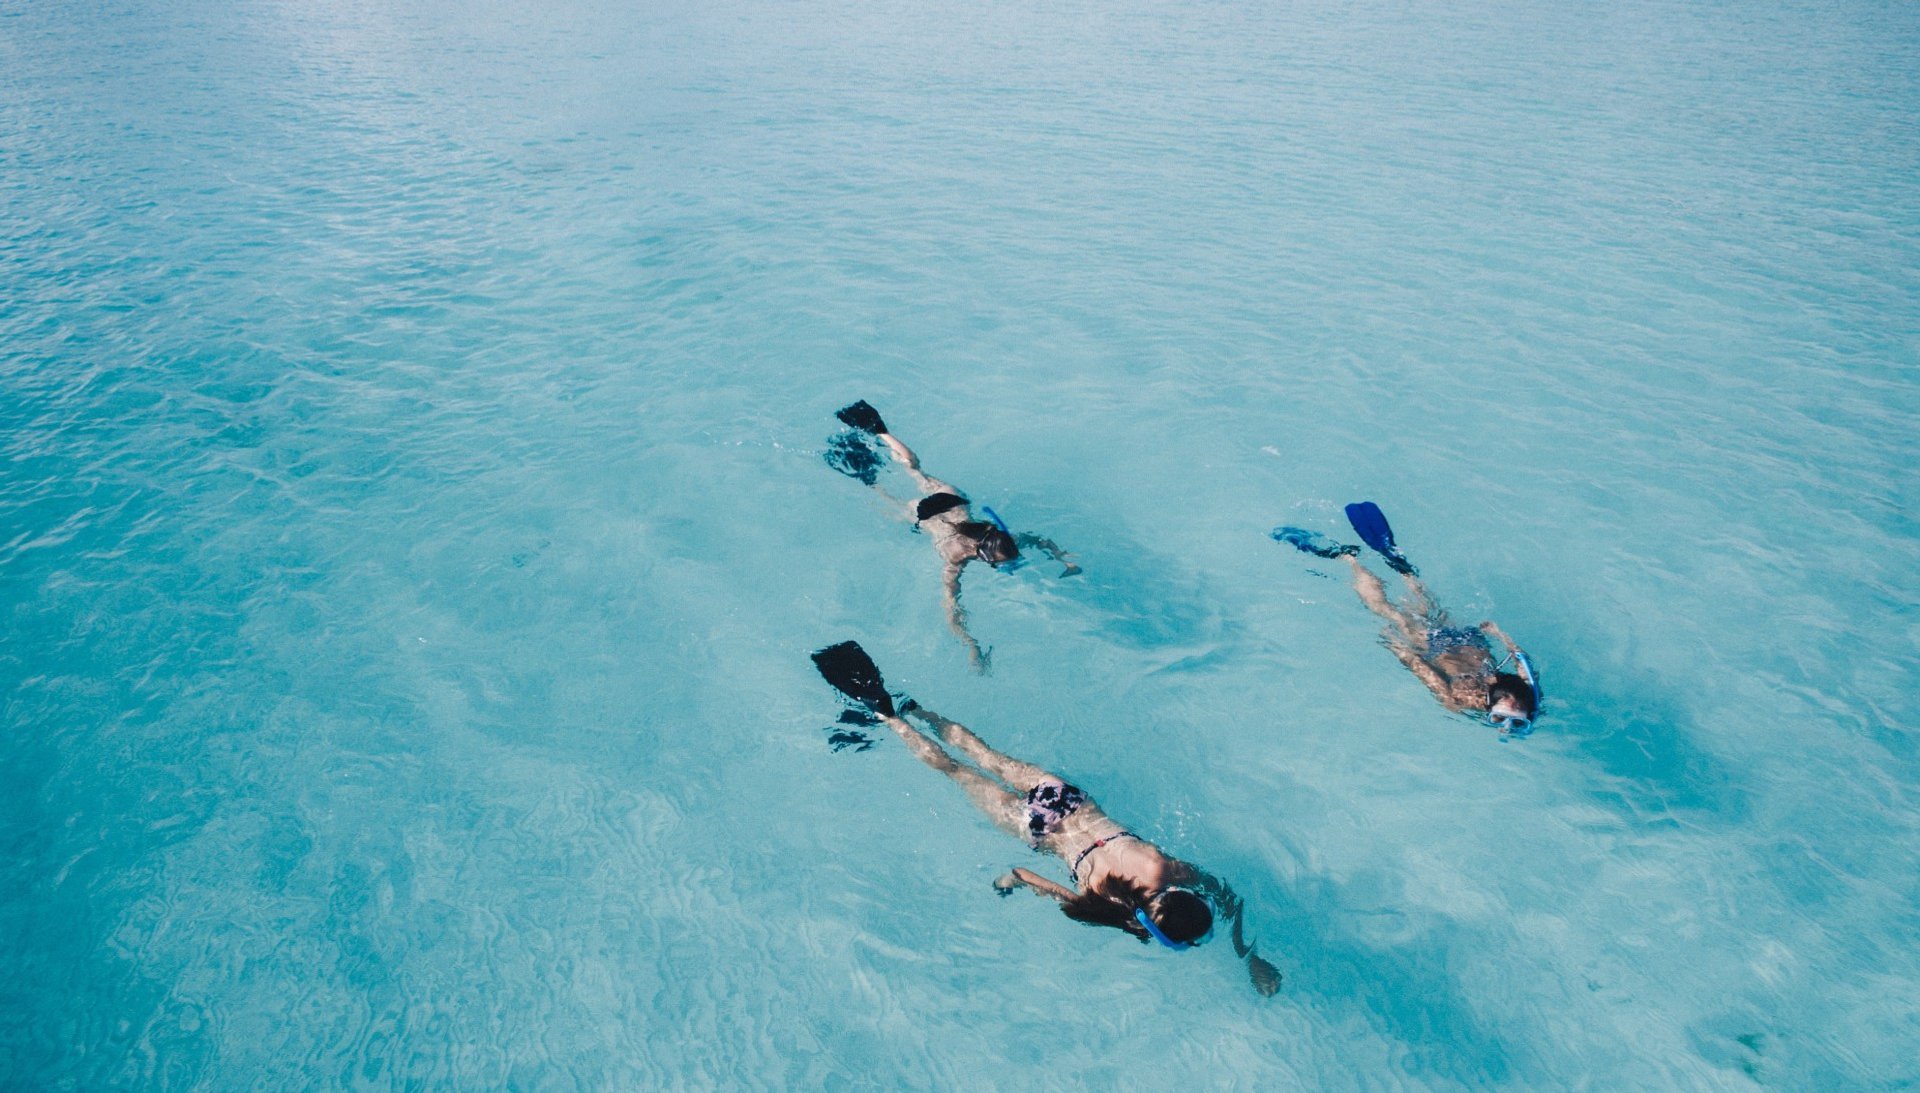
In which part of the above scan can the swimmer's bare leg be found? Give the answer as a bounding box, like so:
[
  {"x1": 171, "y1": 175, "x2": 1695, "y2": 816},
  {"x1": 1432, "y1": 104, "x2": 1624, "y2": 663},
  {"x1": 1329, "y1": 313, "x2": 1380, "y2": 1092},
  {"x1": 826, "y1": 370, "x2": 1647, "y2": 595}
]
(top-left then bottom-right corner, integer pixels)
[
  {"x1": 869, "y1": 483, "x2": 913, "y2": 512},
  {"x1": 1348, "y1": 556, "x2": 1422, "y2": 644},
  {"x1": 880, "y1": 715, "x2": 1025, "y2": 838},
  {"x1": 1399, "y1": 572, "x2": 1438, "y2": 619},
  {"x1": 877, "y1": 433, "x2": 946, "y2": 496},
  {"x1": 906, "y1": 705, "x2": 1053, "y2": 789}
]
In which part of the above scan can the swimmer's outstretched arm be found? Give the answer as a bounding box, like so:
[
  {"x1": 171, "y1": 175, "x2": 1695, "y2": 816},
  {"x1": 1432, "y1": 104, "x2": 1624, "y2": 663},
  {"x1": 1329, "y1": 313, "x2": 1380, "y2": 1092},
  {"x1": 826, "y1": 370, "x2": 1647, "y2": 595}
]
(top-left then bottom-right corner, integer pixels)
[
  {"x1": 1387, "y1": 643, "x2": 1457, "y2": 709},
  {"x1": 1480, "y1": 620, "x2": 1523, "y2": 660},
  {"x1": 1399, "y1": 572, "x2": 1437, "y2": 619},
  {"x1": 995, "y1": 867, "x2": 1076, "y2": 902},
  {"x1": 1347, "y1": 556, "x2": 1421, "y2": 644},
  {"x1": 1014, "y1": 532, "x2": 1082, "y2": 577},
  {"x1": 942, "y1": 561, "x2": 989, "y2": 672},
  {"x1": 1184, "y1": 867, "x2": 1283, "y2": 997}
]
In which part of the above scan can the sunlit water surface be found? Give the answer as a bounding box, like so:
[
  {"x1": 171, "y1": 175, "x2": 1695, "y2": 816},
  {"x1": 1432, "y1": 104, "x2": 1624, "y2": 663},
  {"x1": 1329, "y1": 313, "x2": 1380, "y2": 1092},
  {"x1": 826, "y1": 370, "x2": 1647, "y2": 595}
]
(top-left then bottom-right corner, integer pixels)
[{"x1": 4, "y1": 0, "x2": 1918, "y2": 1086}]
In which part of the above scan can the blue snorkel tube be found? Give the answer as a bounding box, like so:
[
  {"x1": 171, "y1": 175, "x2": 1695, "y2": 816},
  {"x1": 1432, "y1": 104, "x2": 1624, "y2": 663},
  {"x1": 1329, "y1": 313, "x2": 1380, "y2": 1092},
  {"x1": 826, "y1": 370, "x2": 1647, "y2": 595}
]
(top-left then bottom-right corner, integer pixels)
[
  {"x1": 978, "y1": 505, "x2": 1027, "y2": 572},
  {"x1": 1135, "y1": 907, "x2": 1193, "y2": 951},
  {"x1": 1513, "y1": 649, "x2": 1541, "y2": 709}
]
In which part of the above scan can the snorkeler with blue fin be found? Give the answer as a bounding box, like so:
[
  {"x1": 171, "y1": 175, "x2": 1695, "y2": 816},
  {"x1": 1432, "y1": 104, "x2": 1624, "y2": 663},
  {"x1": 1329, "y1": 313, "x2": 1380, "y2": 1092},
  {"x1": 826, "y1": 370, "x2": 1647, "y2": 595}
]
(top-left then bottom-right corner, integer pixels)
[
  {"x1": 1273, "y1": 502, "x2": 1541, "y2": 736},
  {"x1": 828, "y1": 401, "x2": 1079, "y2": 672},
  {"x1": 810, "y1": 640, "x2": 1281, "y2": 995}
]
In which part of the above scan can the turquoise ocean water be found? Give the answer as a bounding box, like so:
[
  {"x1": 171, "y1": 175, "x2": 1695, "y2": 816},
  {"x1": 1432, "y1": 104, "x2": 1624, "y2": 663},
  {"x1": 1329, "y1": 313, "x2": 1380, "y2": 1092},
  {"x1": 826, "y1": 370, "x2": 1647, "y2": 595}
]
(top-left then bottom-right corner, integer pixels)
[{"x1": 4, "y1": 0, "x2": 1918, "y2": 1085}]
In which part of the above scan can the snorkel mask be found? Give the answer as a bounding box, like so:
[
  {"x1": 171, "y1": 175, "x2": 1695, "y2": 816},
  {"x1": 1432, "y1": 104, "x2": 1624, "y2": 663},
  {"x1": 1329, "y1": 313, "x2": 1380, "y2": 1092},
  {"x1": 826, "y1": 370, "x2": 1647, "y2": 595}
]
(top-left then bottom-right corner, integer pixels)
[
  {"x1": 1490, "y1": 713, "x2": 1533, "y2": 736},
  {"x1": 1487, "y1": 650, "x2": 1541, "y2": 737},
  {"x1": 977, "y1": 506, "x2": 1027, "y2": 572}
]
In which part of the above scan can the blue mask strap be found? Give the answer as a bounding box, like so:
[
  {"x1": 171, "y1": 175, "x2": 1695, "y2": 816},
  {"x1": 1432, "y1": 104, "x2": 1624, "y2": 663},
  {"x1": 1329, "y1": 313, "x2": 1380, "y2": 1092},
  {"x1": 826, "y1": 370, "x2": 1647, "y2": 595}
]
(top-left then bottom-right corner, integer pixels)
[{"x1": 1135, "y1": 907, "x2": 1192, "y2": 950}]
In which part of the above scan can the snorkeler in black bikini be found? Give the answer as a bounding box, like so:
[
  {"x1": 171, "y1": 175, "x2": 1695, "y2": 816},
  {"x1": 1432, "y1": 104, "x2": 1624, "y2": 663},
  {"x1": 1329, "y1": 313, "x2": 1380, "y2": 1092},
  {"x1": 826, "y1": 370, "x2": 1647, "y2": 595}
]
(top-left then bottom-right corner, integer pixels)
[
  {"x1": 827, "y1": 401, "x2": 1078, "y2": 671},
  {"x1": 811, "y1": 641, "x2": 1282, "y2": 996},
  {"x1": 1274, "y1": 502, "x2": 1541, "y2": 736}
]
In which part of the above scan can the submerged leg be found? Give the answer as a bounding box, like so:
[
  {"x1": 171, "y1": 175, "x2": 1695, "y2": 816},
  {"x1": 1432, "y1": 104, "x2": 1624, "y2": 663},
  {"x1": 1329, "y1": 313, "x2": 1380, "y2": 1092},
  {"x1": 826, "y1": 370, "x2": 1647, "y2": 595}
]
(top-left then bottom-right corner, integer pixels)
[
  {"x1": 881, "y1": 715, "x2": 1026, "y2": 838},
  {"x1": 906, "y1": 706, "x2": 1054, "y2": 789},
  {"x1": 1349, "y1": 556, "x2": 1422, "y2": 645},
  {"x1": 1399, "y1": 572, "x2": 1438, "y2": 621},
  {"x1": 878, "y1": 434, "x2": 947, "y2": 496}
]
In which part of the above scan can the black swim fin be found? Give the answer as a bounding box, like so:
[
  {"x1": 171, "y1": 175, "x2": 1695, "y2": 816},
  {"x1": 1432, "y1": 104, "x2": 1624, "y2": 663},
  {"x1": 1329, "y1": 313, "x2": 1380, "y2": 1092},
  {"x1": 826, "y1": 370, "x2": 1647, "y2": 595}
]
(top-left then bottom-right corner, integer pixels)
[
  {"x1": 1344, "y1": 502, "x2": 1417, "y2": 576},
  {"x1": 835, "y1": 400, "x2": 888, "y2": 435},
  {"x1": 811, "y1": 640, "x2": 896, "y2": 716}
]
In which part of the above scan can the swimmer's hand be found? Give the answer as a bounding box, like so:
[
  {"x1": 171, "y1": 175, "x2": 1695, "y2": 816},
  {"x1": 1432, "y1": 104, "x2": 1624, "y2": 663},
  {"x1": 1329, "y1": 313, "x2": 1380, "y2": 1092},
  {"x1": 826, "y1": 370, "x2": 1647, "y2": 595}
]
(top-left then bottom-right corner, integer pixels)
[
  {"x1": 1247, "y1": 953, "x2": 1282, "y2": 997},
  {"x1": 1013, "y1": 533, "x2": 1079, "y2": 578},
  {"x1": 967, "y1": 643, "x2": 991, "y2": 675},
  {"x1": 1479, "y1": 620, "x2": 1520, "y2": 654},
  {"x1": 993, "y1": 872, "x2": 1020, "y2": 897}
]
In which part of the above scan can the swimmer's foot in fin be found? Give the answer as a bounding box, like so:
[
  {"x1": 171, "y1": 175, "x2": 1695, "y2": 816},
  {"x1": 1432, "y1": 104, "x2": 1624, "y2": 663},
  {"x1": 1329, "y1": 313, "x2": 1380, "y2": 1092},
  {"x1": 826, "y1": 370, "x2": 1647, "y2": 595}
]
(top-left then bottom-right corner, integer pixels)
[
  {"x1": 835, "y1": 400, "x2": 889, "y2": 435},
  {"x1": 824, "y1": 430, "x2": 883, "y2": 485},
  {"x1": 811, "y1": 640, "x2": 896, "y2": 717},
  {"x1": 1344, "y1": 501, "x2": 1418, "y2": 576},
  {"x1": 1270, "y1": 526, "x2": 1360, "y2": 560}
]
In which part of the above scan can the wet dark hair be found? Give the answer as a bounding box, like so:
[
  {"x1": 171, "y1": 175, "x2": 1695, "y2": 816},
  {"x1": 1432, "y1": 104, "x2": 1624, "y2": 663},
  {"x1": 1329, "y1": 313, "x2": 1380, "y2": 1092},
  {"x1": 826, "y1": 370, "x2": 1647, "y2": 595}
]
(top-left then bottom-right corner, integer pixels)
[
  {"x1": 1058, "y1": 880, "x2": 1212, "y2": 945},
  {"x1": 956, "y1": 522, "x2": 1019, "y2": 565},
  {"x1": 1488, "y1": 673, "x2": 1536, "y2": 715},
  {"x1": 1059, "y1": 878, "x2": 1152, "y2": 938},
  {"x1": 1148, "y1": 889, "x2": 1213, "y2": 944}
]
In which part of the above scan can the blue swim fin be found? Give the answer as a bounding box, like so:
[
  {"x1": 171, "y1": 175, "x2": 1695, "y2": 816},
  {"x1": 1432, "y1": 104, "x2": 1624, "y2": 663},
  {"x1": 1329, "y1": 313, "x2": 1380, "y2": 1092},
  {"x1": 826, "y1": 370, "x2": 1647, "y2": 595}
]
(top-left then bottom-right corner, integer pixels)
[
  {"x1": 1344, "y1": 502, "x2": 1418, "y2": 576},
  {"x1": 1270, "y1": 526, "x2": 1360, "y2": 560}
]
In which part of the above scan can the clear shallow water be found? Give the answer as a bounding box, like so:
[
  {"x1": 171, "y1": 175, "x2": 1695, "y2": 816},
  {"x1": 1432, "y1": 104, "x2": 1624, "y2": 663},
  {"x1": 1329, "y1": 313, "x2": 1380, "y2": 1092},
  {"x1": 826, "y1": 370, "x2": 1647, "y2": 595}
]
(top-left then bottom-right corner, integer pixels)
[{"x1": 3, "y1": 0, "x2": 1917, "y2": 1085}]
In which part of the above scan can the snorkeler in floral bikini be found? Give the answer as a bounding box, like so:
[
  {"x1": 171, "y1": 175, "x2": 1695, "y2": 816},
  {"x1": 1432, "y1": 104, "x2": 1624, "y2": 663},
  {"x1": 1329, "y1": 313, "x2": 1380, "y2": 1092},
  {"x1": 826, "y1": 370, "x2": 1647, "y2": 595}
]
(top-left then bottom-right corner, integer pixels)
[
  {"x1": 826, "y1": 401, "x2": 1078, "y2": 671},
  {"x1": 1274, "y1": 502, "x2": 1541, "y2": 736},
  {"x1": 810, "y1": 641, "x2": 1282, "y2": 996}
]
